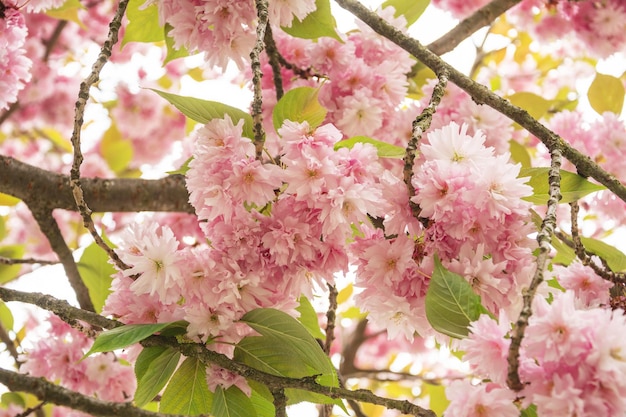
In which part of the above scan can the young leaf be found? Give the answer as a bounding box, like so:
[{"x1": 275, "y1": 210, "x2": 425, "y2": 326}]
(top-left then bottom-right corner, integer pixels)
[
  {"x1": 507, "y1": 92, "x2": 552, "y2": 120},
  {"x1": 76, "y1": 241, "x2": 116, "y2": 314},
  {"x1": 85, "y1": 322, "x2": 179, "y2": 356},
  {"x1": 0, "y1": 301, "x2": 14, "y2": 331},
  {"x1": 100, "y1": 123, "x2": 133, "y2": 174},
  {"x1": 508, "y1": 139, "x2": 531, "y2": 169},
  {"x1": 151, "y1": 89, "x2": 255, "y2": 139},
  {"x1": 580, "y1": 236, "x2": 626, "y2": 272},
  {"x1": 212, "y1": 386, "x2": 257, "y2": 417},
  {"x1": 160, "y1": 357, "x2": 212, "y2": 416},
  {"x1": 425, "y1": 256, "x2": 482, "y2": 339},
  {"x1": 382, "y1": 0, "x2": 430, "y2": 26},
  {"x1": 273, "y1": 87, "x2": 327, "y2": 131},
  {"x1": 164, "y1": 24, "x2": 189, "y2": 64},
  {"x1": 296, "y1": 296, "x2": 325, "y2": 340},
  {"x1": 122, "y1": 0, "x2": 164, "y2": 46},
  {"x1": 519, "y1": 168, "x2": 605, "y2": 204},
  {"x1": 134, "y1": 346, "x2": 181, "y2": 407},
  {"x1": 0, "y1": 245, "x2": 25, "y2": 285},
  {"x1": 334, "y1": 136, "x2": 405, "y2": 159},
  {"x1": 588, "y1": 73, "x2": 625, "y2": 115},
  {"x1": 281, "y1": 0, "x2": 341, "y2": 41}
]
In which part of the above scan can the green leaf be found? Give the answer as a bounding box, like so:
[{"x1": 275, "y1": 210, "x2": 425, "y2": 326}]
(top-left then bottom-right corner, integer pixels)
[
  {"x1": 0, "y1": 301, "x2": 14, "y2": 331},
  {"x1": 273, "y1": 87, "x2": 327, "y2": 131},
  {"x1": 588, "y1": 73, "x2": 625, "y2": 115},
  {"x1": 508, "y1": 139, "x2": 531, "y2": 169},
  {"x1": 425, "y1": 256, "x2": 482, "y2": 339},
  {"x1": 249, "y1": 388, "x2": 275, "y2": 417},
  {"x1": 212, "y1": 386, "x2": 256, "y2": 417},
  {"x1": 76, "y1": 241, "x2": 116, "y2": 314},
  {"x1": 122, "y1": 0, "x2": 164, "y2": 47},
  {"x1": 164, "y1": 24, "x2": 189, "y2": 64},
  {"x1": 296, "y1": 296, "x2": 325, "y2": 340},
  {"x1": 519, "y1": 168, "x2": 605, "y2": 205},
  {"x1": 46, "y1": 0, "x2": 85, "y2": 26},
  {"x1": 580, "y1": 236, "x2": 626, "y2": 272},
  {"x1": 0, "y1": 245, "x2": 25, "y2": 285},
  {"x1": 100, "y1": 123, "x2": 133, "y2": 174},
  {"x1": 334, "y1": 136, "x2": 405, "y2": 159},
  {"x1": 134, "y1": 347, "x2": 181, "y2": 407},
  {"x1": 151, "y1": 89, "x2": 255, "y2": 139},
  {"x1": 382, "y1": 0, "x2": 430, "y2": 26},
  {"x1": 160, "y1": 357, "x2": 212, "y2": 416},
  {"x1": 281, "y1": 0, "x2": 341, "y2": 41},
  {"x1": 86, "y1": 322, "x2": 178, "y2": 356},
  {"x1": 166, "y1": 156, "x2": 193, "y2": 176},
  {"x1": 507, "y1": 92, "x2": 552, "y2": 120},
  {"x1": 550, "y1": 234, "x2": 576, "y2": 266},
  {"x1": 235, "y1": 309, "x2": 342, "y2": 407},
  {"x1": 521, "y1": 404, "x2": 538, "y2": 417},
  {"x1": 422, "y1": 383, "x2": 449, "y2": 417}
]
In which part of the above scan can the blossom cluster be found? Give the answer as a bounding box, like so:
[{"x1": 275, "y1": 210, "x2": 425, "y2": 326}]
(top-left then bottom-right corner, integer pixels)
[
  {"x1": 452, "y1": 276, "x2": 623, "y2": 417},
  {"x1": 0, "y1": 5, "x2": 31, "y2": 111},
  {"x1": 351, "y1": 122, "x2": 536, "y2": 342},
  {"x1": 19, "y1": 315, "x2": 136, "y2": 415},
  {"x1": 147, "y1": 0, "x2": 316, "y2": 70}
]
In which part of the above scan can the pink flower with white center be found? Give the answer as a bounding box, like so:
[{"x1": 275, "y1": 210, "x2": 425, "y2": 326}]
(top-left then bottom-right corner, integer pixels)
[
  {"x1": 553, "y1": 262, "x2": 613, "y2": 307},
  {"x1": 0, "y1": 7, "x2": 32, "y2": 110},
  {"x1": 119, "y1": 222, "x2": 182, "y2": 304},
  {"x1": 462, "y1": 313, "x2": 511, "y2": 385},
  {"x1": 184, "y1": 303, "x2": 239, "y2": 343},
  {"x1": 224, "y1": 158, "x2": 283, "y2": 206},
  {"x1": 444, "y1": 381, "x2": 518, "y2": 417},
  {"x1": 335, "y1": 89, "x2": 384, "y2": 137},
  {"x1": 532, "y1": 373, "x2": 585, "y2": 417},
  {"x1": 268, "y1": 0, "x2": 316, "y2": 27},
  {"x1": 420, "y1": 122, "x2": 494, "y2": 168},
  {"x1": 362, "y1": 235, "x2": 416, "y2": 286}
]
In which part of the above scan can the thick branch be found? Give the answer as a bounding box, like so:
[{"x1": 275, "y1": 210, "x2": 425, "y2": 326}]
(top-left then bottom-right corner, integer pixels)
[
  {"x1": 0, "y1": 368, "x2": 187, "y2": 417},
  {"x1": 0, "y1": 288, "x2": 119, "y2": 331},
  {"x1": 427, "y1": 0, "x2": 522, "y2": 55},
  {"x1": 0, "y1": 156, "x2": 193, "y2": 213},
  {"x1": 333, "y1": 0, "x2": 626, "y2": 204}
]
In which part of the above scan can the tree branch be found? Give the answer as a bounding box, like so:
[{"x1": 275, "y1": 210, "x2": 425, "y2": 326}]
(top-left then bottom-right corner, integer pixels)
[
  {"x1": 69, "y1": 0, "x2": 130, "y2": 272},
  {"x1": 0, "y1": 287, "x2": 119, "y2": 331},
  {"x1": 333, "y1": 0, "x2": 626, "y2": 204},
  {"x1": 251, "y1": 0, "x2": 269, "y2": 160},
  {"x1": 427, "y1": 0, "x2": 522, "y2": 56},
  {"x1": 0, "y1": 156, "x2": 193, "y2": 213},
  {"x1": 27, "y1": 206, "x2": 95, "y2": 312},
  {"x1": 0, "y1": 368, "x2": 189, "y2": 417},
  {"x1": 507, "y1": 148, "x2": 562, "y2": 391}
]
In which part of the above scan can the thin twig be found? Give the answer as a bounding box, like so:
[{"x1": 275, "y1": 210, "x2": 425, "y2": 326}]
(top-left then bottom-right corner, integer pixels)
[
  {"x1": 27, "y1": 207, "x2": 95, "y2": 312},
  {"x1": 0, "y1": 321, "x2": 20, "y2": 365},
  {"x1": 0, "y1": 256, "x2": 58, "y2": 266},
  {"x1": 263, "y1": 24, "x2": 285, "y2": 101},
  {"x1": 14, "y1": 401, "x2": 45, "y2": 417},
  {"x1": 324, "y1": 284, "x2": 338, "y2": 355},
  {"x1": 507, "y1": 148, "x2": 562, "y2": 391},
  {"x1": 333, "y1": 0, "x2": 626, "y2": 204},
  {"x1": 403, "y1": 69, "x2": 449, "y2": 227},
  {"x1": 251, "y1": 0, "x2": 269, "y2": 160},
  {"x1": 69, "y1": 0, "x2": 130, "y2": 272}
]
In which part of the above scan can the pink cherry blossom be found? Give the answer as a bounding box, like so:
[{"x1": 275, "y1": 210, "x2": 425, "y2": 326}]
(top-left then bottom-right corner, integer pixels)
[{"x1": 0, "y1": 7, "x2": 31, "y2": 110}]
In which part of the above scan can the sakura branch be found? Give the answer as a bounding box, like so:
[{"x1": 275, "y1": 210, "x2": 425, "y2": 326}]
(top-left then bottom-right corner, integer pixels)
[
  {"x1": 263, "y1": 24, "x2": 285, "y2": 100},
  {"x1": 0, "y1": 368, "x2": 186, "y2": 417},
  {"x1": 0, "y1": 155, "x2": 193, "y2": 214},
  {"x1": 69, "y1": 0, "x2": 130, "y2": 272},
  {"x1": 426, "y1": 0, "x2": 522, "y2": 55},
  {"x1": 333, "y1": 0, "x2": 626, "y2": 204},
  {"x1": 324, "y1": 284, "x2": 338, "y2": 355},
  {"x1": 507, "y1": 148, "x2": 562, "y2": 392},
  {"x1": 403, "y1": 69, "x2": 448, "y2": 225},
  {"x1": 0, "y1": 256, "x2": 57, "y2": 266},
  {"x1": 251, "y1": 0, "x2": 269, "y2": 160}
]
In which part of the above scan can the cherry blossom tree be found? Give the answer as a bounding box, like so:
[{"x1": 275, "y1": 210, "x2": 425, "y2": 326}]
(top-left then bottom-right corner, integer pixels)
[{"x1": 0, "y1": 0, "x2": 625, "y2": 416}]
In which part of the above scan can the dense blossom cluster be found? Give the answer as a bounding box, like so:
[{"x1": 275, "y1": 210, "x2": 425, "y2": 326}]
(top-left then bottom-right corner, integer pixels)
[
  {"x1": 19, "y1": 316, "x2": 135, "y2": 414},
  {"x1": 0, "y1": 6, "x2": 31, "y2": 111}
]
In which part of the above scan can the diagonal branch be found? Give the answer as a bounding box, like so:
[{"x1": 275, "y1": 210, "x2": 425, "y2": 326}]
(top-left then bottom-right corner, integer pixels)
[
  {"x1": 27, "y1": 206, "x2": 95, "y2": 312},
  {"x1": 0, "y1": 156, "x2": 193, "y2": 213},
  {"x1": 427, "y1": 0, "x2": 522, "y2": 55},
  {"x1": 333, "y1": 0, "x2": 626, "y2": 204}
]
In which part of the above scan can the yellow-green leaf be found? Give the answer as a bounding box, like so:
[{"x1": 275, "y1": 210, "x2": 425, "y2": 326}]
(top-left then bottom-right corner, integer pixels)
[
  {"x1": 0, "y1": 245, "x2": 25, "y2": 285},
  {"x1": 123, "y1": 0, "x2": 164, "y2": 47},
  {"x1": 520, "y1": 168, "x2": 605, "y2": 204},
  {"x1": 334, "y1": 136, "x2": 405, "y2": 159},
  {"x1": 382, "y1": 0, "x2": 430, "y2": 26},
  {"x1": 273, "y1": 87, "x2": 327, "y2": 131},
  {"x1": 281, "y1": 0, "x2": 340, "y2": 41},
  {"x1": 100, "y1": 124, "x2": 134, "y2": 174},
  {"x1": 507, "y1": 92, "x2": 552, "y2": 120},
  {"x1": 76, "y1": 240, "x2": 116, "y2": 314},
  {"x1": 160, "y1": 357, "x2": 212, "y2": 416},
  {"x1": 588, "y1": 73, "x2": 625, "y2": 115},
  {"x1": 46, "y1": 0, "x2": 85, "y2": 26}
]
